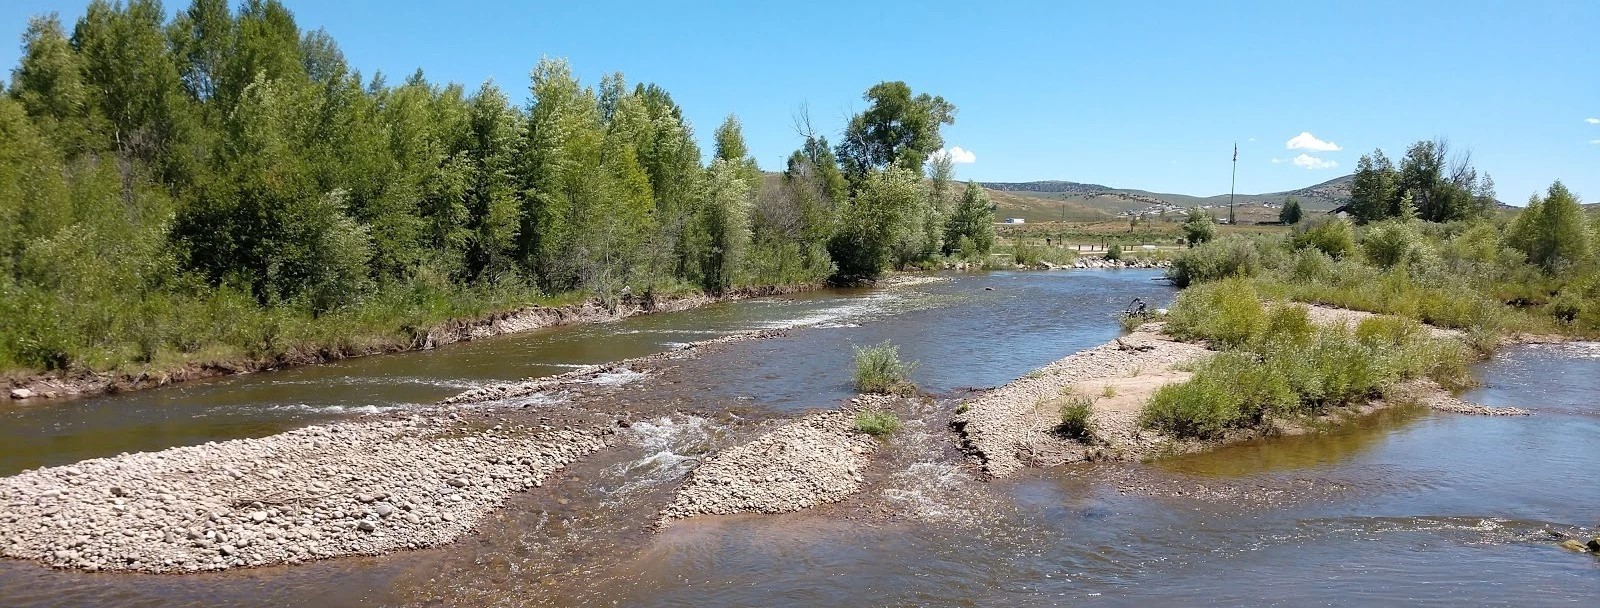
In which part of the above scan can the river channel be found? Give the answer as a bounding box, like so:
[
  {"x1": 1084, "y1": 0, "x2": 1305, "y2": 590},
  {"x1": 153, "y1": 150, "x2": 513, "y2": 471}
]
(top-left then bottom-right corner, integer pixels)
[{"x1": 1, "y1": 270, "x2": 1595, "y2": 606}]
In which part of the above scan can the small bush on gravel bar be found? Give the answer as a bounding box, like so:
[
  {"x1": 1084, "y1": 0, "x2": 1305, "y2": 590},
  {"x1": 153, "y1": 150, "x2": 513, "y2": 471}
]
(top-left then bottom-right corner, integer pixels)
[
  {"x1": 853, "y1": 410, "x2": 903, "y2": 436},
  {"x1": 852, "y1": 341, "x2": 918, "y2": 395},
  {"x1": 1057, "y1": 394, "x2": 1095, "y2": 440}
]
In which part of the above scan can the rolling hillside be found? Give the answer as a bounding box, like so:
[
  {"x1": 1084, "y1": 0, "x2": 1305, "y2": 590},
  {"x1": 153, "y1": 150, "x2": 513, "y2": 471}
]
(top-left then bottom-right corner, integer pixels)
[{"x1": 983, "y1": 175, "x2": 1354, "y2": 223}]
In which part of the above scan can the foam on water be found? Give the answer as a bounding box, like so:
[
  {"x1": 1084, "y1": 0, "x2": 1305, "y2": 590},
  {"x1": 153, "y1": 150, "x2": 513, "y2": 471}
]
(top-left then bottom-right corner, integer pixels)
[
  {"x1": 255, "y1": 402, "x2": 412, "y2": 416},
  {"x1": 599, "y1": 415, "x2": 721, "y2": 503},
  {"x1": 588, "y1": 368, "x2": 648, "y2": 387},
  {"x1": 269, "y1": 376, "x2": 483, "y2": 390},
  {"x1": 475, "y1": 391, "x2": 568, "y2": 409},
  {"x1": 1534, "y1": 341, "x2": 1600, "y2": 358}
]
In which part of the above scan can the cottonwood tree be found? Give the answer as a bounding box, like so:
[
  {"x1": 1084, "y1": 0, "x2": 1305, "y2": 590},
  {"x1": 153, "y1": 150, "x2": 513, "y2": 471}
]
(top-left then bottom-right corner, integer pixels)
[
  {"x1": 1505, "y1": 181, "x2": 1591, "y2": 273},
  {"x1": 835, "y1": 81, "x2": 955, "y2": 186}
]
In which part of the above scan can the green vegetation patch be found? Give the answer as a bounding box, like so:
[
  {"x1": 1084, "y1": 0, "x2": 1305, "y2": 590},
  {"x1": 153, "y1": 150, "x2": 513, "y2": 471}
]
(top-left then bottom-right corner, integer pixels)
[
  {"x1": 853, "y1": 409, "x2": 903, "y2": 436},
  {"x1": 852, "y1": 341, "x2": 918, "y2": 395}
]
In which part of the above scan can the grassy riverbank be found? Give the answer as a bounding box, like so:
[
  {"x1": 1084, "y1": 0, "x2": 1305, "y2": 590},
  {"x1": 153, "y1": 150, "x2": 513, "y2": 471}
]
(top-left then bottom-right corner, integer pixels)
[
  {"x1": 1166, "y1": 204, "x2": 1600, "y2": 345},
  {"x1": 2, "y1": 281, "x2": 807, "y2": 399}
]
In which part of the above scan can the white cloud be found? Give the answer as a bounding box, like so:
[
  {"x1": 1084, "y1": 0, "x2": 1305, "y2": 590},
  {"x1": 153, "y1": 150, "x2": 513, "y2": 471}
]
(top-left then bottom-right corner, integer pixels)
[
  {"x1": 1247, "y1": 137, "x2": 1257, "y2": 142},
  {"x1": 1286, "y1": 131, "x2": 1342, "y2": 152},
  {"x1": 1587, "y1": 118, "x2": 1600, "y2": 124},
  {"x1": 1270, "y1": 158, "x2": 1285, "y2": 164},
  {"x1": 1292, "y1": 153, "x2": 1338, "y2": 170},
  {"x1": 927, "y1": 146, "x2": 976, "y2": 165},
  {"x1": 1590, "y1": 139, "x2": 1600, "y2": 145}
]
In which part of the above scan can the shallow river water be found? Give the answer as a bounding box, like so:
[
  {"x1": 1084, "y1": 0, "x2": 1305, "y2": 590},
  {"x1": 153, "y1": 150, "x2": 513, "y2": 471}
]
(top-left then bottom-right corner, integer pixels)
[{"x1": 2, "y1": 270, "x2": 1597, "y2": 607}]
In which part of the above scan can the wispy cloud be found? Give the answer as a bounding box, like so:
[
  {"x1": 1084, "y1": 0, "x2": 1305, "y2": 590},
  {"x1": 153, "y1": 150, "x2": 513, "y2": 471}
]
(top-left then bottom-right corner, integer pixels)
[
  {"x1": 1590, "y1": 139, "x2": 1600, "y2": 145},
  {"x1": 1292, "y1": 153, "x2": 1338, "y2": 170},
  {"x1": 1270, "y1": 158, "x2": 1285, "y2": 164},
  {"x1": 927, "y1": 146, "x2": 976, "y2": 164},
  {"x1": 1587, "y1": 118, "x2": 1600, "y2": 124},
  {"x1": 1286, "y1": 131, "x2": 1342, "y2": 152}
]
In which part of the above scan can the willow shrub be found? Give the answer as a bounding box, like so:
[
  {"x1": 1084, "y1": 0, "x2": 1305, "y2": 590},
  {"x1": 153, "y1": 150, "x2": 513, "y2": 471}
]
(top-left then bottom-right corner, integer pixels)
[
  {"x1": 852, "y1": 341, "x2": 917, "y2": 395},
  {"x1": 1164, "y1": 277, "x2": 1265, "y2": 348},
  {"x1": 1142, "y1": 316, "x2": 1471, "y2": 439}
]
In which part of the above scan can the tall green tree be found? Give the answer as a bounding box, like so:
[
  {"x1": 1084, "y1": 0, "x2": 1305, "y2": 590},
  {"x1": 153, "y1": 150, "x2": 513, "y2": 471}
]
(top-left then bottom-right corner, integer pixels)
[
  {"x1": 1182, "y1": 208, "x2": 1216, "y2": 247},
  {"x1": 1348, "y1": 149, "x2": 1399, "y2": 223},
  {"x1": 1279, "y1": 197, "x2": 1303, "y2": 225},
  {"x1": 700, "y1": 159, "x2": 751, "y2": 292},
  {"x1": 943, "y1": 181, "x2": 995, "y2": 258},
  {"x1": 632, "y1": 83, "x2": 703, "y2": 285},
  {"x1": 835, "y1": 81, "x2": 955, "y2": 185},
  {"x1": 829, "y1": 167, "x2": 922, "y2": 281},
  {"x1": 1505, "y1": 181, "x2": 1591, "y2": 273},
  {"x1": 459, "y1": 81, "x2": 522, "y2": 282},
  {"x1": 517, "y1": 57, "x2": 601, "y2": 290},
  {"x1": 10, "y1": 14, "x2": 103, "y2": 153}
]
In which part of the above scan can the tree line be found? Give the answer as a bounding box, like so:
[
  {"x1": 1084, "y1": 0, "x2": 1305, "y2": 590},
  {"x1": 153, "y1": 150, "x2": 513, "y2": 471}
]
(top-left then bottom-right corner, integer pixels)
[{"x1": 0, "y1": 0, "x2": 996, "y2": 373}]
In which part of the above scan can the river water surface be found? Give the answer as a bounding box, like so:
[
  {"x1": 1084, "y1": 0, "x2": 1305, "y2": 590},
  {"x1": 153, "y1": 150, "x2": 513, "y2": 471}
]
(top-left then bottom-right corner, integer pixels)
[{"x1": 2, "y1": 270, "x2": 1597, "y2": 606}]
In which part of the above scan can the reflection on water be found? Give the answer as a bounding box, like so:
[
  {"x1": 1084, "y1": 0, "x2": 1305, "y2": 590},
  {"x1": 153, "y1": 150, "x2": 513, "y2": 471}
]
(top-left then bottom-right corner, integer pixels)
[{"x1": 1158, "y1": 403, "x2": 1430, "y2": 477}]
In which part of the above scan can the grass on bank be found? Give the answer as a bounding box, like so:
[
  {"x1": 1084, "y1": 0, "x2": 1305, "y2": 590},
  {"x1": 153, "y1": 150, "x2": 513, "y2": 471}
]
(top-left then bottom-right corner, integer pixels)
[
  {"x1": 853, "y1": 409, "x2": 903, "y2": 436},
  {"x1": 1140, "y1": 279, "x2": 1472, "y2": 439},
  {"x1": 852, "y1": 341, "x2": 918, "y2": 395},
  {"x1": 0, "y1": 273, "x2": 598, "y2": 378}
]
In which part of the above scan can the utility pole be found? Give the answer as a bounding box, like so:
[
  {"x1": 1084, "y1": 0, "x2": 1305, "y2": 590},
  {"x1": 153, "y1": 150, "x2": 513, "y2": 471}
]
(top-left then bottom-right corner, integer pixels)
[{"x1": 1229, "y1": 142, "x2": 1238, "y2": 225}]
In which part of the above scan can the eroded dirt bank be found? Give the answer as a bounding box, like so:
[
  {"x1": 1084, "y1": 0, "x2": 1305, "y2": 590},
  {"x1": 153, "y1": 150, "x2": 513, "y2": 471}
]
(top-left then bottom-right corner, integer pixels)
[{"x1": 4, "y1": 285, "x2": 813, "y2": 403}]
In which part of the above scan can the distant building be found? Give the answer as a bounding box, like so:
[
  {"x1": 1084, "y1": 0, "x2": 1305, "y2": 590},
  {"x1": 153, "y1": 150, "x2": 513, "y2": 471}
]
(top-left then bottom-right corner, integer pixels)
[{"x1": 1003, "y1": 218, "x2": 1026, "y2": 224}]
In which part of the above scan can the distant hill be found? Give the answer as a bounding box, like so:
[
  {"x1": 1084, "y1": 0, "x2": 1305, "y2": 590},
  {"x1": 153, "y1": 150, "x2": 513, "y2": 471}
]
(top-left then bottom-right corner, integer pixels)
[{"x1": 982, "y1": 175, "x2": 1355, "y2": 224}]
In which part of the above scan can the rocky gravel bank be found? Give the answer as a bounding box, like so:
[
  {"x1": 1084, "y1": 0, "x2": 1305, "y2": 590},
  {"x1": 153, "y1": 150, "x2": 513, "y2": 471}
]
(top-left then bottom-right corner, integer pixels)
[
  {"x1": 658, "y1": 397, "x2": 892, "y2": 523},
  {"x1": 0, "y1": 415, "x2": 608, "y2": 573},
  {"x1": 952, "y1": 327, "x2": 1208, "y2": 478}
]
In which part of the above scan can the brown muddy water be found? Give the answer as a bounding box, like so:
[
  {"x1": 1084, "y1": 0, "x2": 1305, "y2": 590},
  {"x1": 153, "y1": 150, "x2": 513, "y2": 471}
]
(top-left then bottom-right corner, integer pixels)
[{"x1": 3, "y1": 270, "x2": 1599, "y2": 607}]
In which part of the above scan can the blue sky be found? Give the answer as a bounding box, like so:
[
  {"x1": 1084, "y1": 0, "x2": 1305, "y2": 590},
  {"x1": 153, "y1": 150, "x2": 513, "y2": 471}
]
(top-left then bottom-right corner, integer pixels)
[{"x1": 3, "y1": 0, "x2": 1597, "y2": 202}]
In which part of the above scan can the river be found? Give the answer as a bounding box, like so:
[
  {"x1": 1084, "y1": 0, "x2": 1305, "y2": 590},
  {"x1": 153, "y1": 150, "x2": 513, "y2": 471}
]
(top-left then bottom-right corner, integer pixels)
[{"x1": 1, "y1": 270, "x2": 1596, "y2": 606}]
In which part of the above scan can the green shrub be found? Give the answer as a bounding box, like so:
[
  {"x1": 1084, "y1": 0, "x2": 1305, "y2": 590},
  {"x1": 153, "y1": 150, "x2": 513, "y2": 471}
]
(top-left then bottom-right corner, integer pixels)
[
  {"x1": 1105, "y1": 242, "x2": 1123, "y2": 261},
  {"x1": 853, "y1": 409, "x2": 902, "y2": 436},
  {"x1": 1167, "y1": 236, "x2": 1263, "y2": 287},
  {"x1": 1140, "y1": 375, "x2": 1242, "y2": 439},
  {"x1": 852, "y1": 341, "x2": 918, "y2": 395},
  {"x1": 1549, "y1": 291, "x2": 1584, "y2": 324},
  {"x1": 1182, "y1": 209, "x2": 1217, "y2": 246},
  {"x1": 1011, "y1": 240, "x2": 1078, "y2": 267},
  {"x1": 1258, "y1": 302, "x2": 1315, "y2": 348},
  {"x1": 1360, "y1": 220, "x2": 1424, "y2": 269},
  {"x1": 1165, "y1": 278, "x2": 1266, "y2": 348},
  {"x1": 1058, "y1": 394, "x2": 1095, "y2": 440},
  {"x1": 1142, "y1": 312, "x2": 1473, "y2": 439},
  {"x1": 1293, "y1": 217, "x2": 1357, "y2": 259},
  {"x1": 1287, "y1": 248, "x2": 1337, "y2": 284}
]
